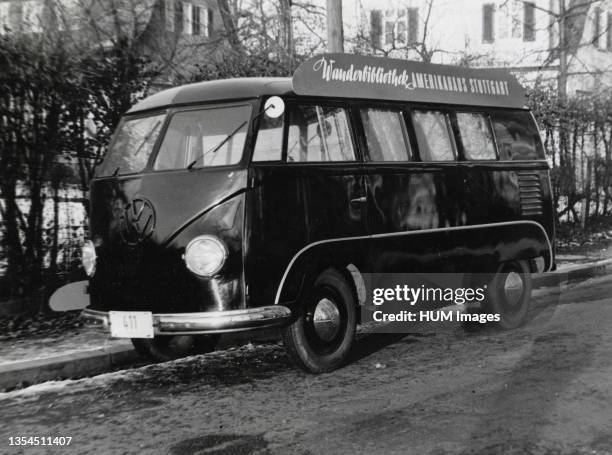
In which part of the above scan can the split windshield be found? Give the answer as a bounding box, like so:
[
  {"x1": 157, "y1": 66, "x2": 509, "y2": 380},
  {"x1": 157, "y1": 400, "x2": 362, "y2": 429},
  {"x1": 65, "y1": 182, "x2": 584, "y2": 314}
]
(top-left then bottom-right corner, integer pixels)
[
  {"x1": 97, "y1": 104, "x2": 252, "y2": 176},
  {"x1": 97, "y1": 114, "x2": 166, "y2": 177},
  {"x1": 155, "y1": 105, "x2": 251, "y2": 170}
]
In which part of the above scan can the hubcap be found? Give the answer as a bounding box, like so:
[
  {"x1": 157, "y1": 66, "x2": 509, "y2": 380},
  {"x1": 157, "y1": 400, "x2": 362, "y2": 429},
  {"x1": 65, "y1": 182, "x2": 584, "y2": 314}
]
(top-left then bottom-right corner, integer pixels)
[
  {"x1": 503, "y1": 272, "x2": 524, "y2": 306},
  {"x1": 312, "y1": 298, "x2": 341, "y2": 342}
]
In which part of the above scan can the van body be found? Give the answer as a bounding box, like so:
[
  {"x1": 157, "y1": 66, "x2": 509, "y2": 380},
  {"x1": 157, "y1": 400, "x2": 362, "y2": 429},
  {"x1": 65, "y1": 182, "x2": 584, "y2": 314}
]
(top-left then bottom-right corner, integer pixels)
[{"x1": 80, "y1": 54, "x2": 555, "y2": 372}]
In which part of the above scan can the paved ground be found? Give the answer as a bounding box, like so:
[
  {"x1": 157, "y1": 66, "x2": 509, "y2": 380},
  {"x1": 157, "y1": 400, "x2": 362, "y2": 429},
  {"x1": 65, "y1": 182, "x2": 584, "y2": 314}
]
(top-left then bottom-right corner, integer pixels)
[
  {"x1": 0, "y1": 274, "x2": 611, "y2": 454},
  {"x1": 0, "y1": 252, "x2": 596, "y2": 367}
]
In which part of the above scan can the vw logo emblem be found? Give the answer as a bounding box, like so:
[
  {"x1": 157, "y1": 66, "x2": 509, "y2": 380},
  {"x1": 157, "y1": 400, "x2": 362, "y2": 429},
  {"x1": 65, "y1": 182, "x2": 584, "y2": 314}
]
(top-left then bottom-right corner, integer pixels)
[{"x1": 120, "y1": 197, "x2": 156, "y2": 245}]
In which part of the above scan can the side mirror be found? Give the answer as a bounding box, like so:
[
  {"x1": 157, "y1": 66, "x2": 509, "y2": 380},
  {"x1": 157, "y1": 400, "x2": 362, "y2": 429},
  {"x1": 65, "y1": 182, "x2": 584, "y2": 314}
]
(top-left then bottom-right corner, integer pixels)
[{"x1": 264, "y1": 96, "x2": 285, "y2": 119}]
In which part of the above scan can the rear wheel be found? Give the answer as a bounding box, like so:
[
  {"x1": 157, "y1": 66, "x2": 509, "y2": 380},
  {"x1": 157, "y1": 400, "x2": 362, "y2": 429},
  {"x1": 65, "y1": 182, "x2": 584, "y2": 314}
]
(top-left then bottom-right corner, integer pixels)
[
  {"x1": 483, "y1": 260, "x2": 532, "y2": 330},
  {"x1": 282, "y1": 268, "x2": 357, "y2": 373},
  {"x1": 132, "y1": 334, "x2": 220, "y2": 362}
]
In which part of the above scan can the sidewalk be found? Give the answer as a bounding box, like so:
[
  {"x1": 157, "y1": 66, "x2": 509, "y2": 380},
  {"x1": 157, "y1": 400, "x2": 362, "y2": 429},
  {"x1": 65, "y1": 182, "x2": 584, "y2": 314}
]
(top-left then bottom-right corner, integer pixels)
[{"x1": 1, "y1": 253, "x2": 611, "y2": 391}]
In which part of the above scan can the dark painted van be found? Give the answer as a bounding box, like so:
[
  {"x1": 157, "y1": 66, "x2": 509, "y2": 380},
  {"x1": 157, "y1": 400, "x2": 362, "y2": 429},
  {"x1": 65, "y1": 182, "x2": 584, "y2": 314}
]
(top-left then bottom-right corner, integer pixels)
[{"x1": 77, "y1": 54, "x2": 554, "y2": 373}]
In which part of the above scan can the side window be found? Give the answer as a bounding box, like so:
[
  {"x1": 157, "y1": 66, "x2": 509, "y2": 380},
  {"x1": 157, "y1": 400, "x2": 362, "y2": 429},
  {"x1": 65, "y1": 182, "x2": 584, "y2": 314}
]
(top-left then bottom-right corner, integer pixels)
[
  {"x1": 412, "y1": 110, "x2": 456, "y2": 161},
  {"x1": 491, "y1": 111, "x2": 544, "y2": 160},
  {"x1": 253, "y1": 115, "x2": 283, "y2": 161},
  {"x1": 154, "y1": 105, "x2": 250, "y2": 170},
  {"x1": 360, "y1": 108, "x2": 411, "y2": 161},
  {"x1": 287, "y1": 105, "x2": 355, "y2": 162},
  {"x1": 456, "y1": 112, "x2": 497, "y2": 160}
]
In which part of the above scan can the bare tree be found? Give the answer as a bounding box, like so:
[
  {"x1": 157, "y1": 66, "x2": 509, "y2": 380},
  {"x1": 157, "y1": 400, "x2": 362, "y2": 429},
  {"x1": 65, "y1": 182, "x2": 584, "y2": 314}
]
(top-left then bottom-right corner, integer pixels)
[
  {"x1": 217, "y1": 0, "x2": 244, "y2": 53},
  {"x1": 326, "y1": 0, "x2": 344, "y2": 52},
  {"x1": 352, "y1": 0, "x2": 487, "y2": 64}
]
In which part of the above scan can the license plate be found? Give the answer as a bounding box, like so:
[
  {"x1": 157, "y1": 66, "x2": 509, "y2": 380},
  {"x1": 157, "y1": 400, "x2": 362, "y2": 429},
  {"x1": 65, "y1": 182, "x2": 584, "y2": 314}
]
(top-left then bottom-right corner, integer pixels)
[{"x1": 109, "y1": 311, "x2": 154, "y2": 339}]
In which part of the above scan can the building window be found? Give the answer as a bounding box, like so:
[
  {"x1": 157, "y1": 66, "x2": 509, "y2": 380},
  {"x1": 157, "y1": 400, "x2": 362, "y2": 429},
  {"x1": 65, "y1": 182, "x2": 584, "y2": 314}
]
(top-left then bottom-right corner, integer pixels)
[
  {"x1": 511, "y1": 1, "x2": 521, "y2": 38},
  {"x1": 0, "y1": 2, "x2": 10, "y2": 35},
  {"x1": 206, "y1": 8, "x2": 213, "y2": 37},
  {"x1": 165, "y1": 0, "x2": 175, "y2": 32},
  {"x1": 548, "y1": 0, "x2": 556, "y2": 51},
  {"x1": 607, "y1": 13, "x2": 612, "y2": 50},
  {"x1": 192, "y1": 5, "x2": 201, "y2": 35},
  {"x1": 370, "y1": 10, "x2": 382, "y2": 48},
  {"x1": 593, "y1": 6, "x2": 601, "y2": 46},
  {"x1": 22, "y1": 1, "x2": 43, "y2": 33},
  {"x1": 408, "y1": 7, "x2": 418, "y2": 44},
  {"x1": 182, "y1": 2, "x2": 192, "y2": 35},
  {"x1": 482, "y1": 4, "x2": 495, "y2": 43},
  {"x1": 385, "y1": 20, "x2": 394, "y2": 45},
  {"x1": 523, "y1": 2, "x2": 535, "y2": 41},
  {"x1": 397, "y1": 20, "x2": 406, "y2": 44}
]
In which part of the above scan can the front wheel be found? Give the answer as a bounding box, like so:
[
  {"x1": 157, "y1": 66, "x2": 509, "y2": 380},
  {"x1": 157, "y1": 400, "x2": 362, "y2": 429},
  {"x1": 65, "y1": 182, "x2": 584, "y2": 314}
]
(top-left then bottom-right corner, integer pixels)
[
  {"x1": 282, "y1": 268, "x2": 357, "y2": 373},
  {"x1": 132, "y1": 334, "x2": 220, "y2": 362},
  {"x1": 483, "y1": 260, "x2": 532, "y2": 330}
]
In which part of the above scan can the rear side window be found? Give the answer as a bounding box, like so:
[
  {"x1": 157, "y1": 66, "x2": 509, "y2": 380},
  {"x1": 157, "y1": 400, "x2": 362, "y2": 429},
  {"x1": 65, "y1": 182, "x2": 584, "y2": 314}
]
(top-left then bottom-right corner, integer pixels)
[
  {"x1": 287, "y1": 105, "x2": 355, "y2": 162},
  {"x1": 456, "y1": 112, "x2": 497, "y2": 160},
  {"x1": 412, "y1": 110, "x2": 456, "y2": 161},
  {"x1": 491, "y1": 111, "x2": 544, "y2": 160},
  {"x1": 360, "y1": 108, "x2": 411, "y2": 161},
  {"x1": 154, "y1": 105, "x2": 251, "y2": 170}
]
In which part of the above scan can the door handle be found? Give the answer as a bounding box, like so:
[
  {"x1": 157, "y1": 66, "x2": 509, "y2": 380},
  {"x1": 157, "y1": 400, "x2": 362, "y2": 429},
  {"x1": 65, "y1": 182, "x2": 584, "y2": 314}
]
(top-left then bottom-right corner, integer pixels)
[{"x1": 350, "y1": 196, "x2": 367, "y2": 205}]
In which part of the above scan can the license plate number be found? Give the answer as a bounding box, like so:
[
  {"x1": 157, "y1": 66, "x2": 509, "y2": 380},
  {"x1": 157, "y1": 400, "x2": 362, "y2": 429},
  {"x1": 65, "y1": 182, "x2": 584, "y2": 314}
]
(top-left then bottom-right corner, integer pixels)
[{"x1": 109, "y1": 311, "x2": 154, "y2": 339}]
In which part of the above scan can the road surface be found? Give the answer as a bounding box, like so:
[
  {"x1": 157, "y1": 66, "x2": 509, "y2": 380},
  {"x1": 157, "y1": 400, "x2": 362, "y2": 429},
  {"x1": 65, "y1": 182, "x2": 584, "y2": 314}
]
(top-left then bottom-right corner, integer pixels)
[{"x1": 2, "y1": 275, "x2": 612, "y2": 454}]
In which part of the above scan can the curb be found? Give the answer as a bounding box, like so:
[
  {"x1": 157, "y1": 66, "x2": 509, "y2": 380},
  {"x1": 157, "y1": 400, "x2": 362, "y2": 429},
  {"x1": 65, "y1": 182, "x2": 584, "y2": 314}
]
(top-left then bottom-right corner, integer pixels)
[
  {"x1": 533, "y1": 258, "x2": 612, "y2": 288},
  {"x1": 0, "y1": 345, "x2": 139, "y2": 391},
  {"x1": 0, "y1": 328, "x2": 281, "y2": 392},
  {"x1": 2, "y1": 261, "x2": 612, "y2": 391}
]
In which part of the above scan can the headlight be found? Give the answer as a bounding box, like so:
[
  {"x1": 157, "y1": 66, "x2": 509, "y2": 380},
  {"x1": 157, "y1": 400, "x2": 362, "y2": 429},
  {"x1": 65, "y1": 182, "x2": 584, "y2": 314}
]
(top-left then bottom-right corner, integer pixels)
[
  {"x1": 184, "y1": 236, "x2": 227, "y2": 276},
  {"x1": 81, "y1": 240, "x2": 97, "y2": 277}
]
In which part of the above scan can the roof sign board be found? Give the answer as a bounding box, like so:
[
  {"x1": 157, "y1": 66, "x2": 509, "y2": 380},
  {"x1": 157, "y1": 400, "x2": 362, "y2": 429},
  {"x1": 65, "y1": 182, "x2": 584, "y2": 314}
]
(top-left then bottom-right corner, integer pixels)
[{"x1": 292, "y1": 54, "x2": 527, "y2": 109}]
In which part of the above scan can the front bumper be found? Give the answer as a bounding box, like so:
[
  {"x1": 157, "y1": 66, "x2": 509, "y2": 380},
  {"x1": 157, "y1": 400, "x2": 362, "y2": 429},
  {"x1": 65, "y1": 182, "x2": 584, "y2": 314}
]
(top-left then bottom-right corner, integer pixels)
[{"x1": 82, "y1": 306, "x2": 292, "y2": 335}]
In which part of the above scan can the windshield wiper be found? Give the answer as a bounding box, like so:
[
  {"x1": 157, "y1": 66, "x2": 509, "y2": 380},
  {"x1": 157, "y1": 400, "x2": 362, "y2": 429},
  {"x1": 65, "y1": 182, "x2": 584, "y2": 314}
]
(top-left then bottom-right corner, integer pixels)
[
  {"x1": 187, "y1": 120, "x2": 248, "y2": 170},
  {"x1": 133, "y1": 120, "x2": 162, "y2": 158}
]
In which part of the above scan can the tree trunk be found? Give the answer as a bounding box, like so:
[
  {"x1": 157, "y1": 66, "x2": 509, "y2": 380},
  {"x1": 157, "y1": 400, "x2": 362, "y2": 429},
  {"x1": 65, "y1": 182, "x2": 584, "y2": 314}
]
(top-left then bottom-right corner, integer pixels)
[
  {"x1": 0, "y1": 180, "x2": 25, "y2": 298},
  {"x1": 217, "y1": 0, "x2": 243, "y2": 53},
  {"x1": 279, "y1": 0, "x2": 293, "y2": 66},
  {"x1": 583, "y1": 157, "x2": 592, "y2": 229},
  {"x1": 326, "y1": 0, "x2": 344, "y2": 52}
]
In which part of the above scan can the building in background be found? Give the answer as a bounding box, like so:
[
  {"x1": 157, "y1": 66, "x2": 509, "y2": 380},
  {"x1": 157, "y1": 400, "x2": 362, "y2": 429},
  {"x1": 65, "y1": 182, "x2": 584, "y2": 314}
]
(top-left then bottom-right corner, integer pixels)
[
  {"x1": 342, "y1": 0, "x2": 612, "y2": 96},
  {"x1": 1, "y1": 0, "x2": 610, "y2": 95},
  {"x1": 0, "y1": 0, "x2": 222, "y2": 81}
]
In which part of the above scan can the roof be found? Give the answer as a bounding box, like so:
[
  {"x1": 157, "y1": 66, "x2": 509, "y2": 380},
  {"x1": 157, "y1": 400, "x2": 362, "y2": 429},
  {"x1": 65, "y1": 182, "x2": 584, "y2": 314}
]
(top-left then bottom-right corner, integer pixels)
[
  {"x1": 129, "y1": 54, "x2": 529, "y2": 114},
  {"x1": 128, "y1": 77, "x2": 294, "y2": 113}
]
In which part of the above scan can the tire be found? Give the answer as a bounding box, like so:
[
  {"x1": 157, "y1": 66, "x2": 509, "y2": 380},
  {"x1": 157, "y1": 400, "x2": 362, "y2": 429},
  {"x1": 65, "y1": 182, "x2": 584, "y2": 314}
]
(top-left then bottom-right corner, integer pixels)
[
  {"x1": 483, "y1": 260, "x2": 532, "y2": 330},
  {"x1": 132, "y1": 334, "x2": 220, "y2": 362},
  {"x1": 282, "y1": 268, "x2": 357, "y2": 373}
]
